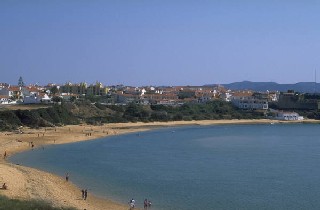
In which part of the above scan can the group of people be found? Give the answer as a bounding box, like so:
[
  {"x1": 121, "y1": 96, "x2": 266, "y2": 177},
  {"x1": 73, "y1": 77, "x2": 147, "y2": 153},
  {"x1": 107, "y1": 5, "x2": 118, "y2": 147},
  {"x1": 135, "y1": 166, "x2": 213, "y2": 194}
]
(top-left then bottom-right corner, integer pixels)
[
  {"x1": 129, "y1": 198, "x2": 152, "y2": 209},
  {"x1": 81, "y1": 189, "x2": 88, "y2": 200},
  {"x1": 144, "y1": 198, "x2": 152, "y2": 209},
  {"x1": 85, "y1": 133, "x2": 92, "y2": 136},
  {"x1": 65, "y1": 173, "x2": 89, "y2": 200}
]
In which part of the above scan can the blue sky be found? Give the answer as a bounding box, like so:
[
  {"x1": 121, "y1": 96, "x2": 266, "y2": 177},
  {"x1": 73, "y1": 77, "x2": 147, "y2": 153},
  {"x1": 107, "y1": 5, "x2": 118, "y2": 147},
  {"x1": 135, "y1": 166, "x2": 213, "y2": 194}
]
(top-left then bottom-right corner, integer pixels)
[{"x1": 1, "y1": 1, "x2": 320, "y2": 86}]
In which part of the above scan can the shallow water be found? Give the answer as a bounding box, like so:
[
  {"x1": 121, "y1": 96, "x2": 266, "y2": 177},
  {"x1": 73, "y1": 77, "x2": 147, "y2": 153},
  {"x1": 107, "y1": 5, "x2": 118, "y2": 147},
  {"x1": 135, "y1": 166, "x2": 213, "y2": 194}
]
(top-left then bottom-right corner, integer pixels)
[{"x1": 9, "y1": 124, "x2": 320, "y2": 210}]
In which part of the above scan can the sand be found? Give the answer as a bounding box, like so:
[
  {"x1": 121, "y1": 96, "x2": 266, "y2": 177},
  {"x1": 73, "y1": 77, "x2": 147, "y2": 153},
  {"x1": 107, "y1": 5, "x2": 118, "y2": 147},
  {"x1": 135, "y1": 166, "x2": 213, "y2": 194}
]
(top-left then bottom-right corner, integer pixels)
[{"x1": 0, "y1": 119, "x2": 318, "y2": 209}]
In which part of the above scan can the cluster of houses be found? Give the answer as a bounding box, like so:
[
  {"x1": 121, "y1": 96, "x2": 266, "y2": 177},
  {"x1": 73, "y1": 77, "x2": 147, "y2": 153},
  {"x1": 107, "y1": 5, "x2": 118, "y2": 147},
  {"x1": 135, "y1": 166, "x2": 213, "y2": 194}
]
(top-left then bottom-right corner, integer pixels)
[
  {"x1": 0, "y1": 83, "x2": 50, "y2": 104},
  {"x1": 0, "y1": 80, "x2": 312, "y2": 121}
]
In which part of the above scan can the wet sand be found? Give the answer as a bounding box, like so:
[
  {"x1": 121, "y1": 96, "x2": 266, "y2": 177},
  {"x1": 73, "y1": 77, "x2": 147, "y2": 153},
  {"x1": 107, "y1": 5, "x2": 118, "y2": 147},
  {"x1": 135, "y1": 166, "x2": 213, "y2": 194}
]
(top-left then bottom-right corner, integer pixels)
[{"x1": 0, "y1": 119, "x2": 318, "y2": 209}]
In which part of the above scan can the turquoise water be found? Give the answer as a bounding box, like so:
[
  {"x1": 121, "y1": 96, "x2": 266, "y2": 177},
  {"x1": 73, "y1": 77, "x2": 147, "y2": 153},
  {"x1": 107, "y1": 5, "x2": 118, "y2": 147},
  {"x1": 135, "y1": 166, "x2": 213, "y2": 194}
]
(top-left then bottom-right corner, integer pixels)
[{"x1": 9, "y1": 124, "x2": 320, "y2": 210}]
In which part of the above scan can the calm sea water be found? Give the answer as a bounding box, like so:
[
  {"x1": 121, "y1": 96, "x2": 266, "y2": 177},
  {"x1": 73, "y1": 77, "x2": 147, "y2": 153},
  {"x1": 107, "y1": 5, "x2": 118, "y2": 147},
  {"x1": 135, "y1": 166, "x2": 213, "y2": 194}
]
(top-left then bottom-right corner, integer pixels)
[{"x1": 9, "y1": 124, "x2": 320, "y2": 210}]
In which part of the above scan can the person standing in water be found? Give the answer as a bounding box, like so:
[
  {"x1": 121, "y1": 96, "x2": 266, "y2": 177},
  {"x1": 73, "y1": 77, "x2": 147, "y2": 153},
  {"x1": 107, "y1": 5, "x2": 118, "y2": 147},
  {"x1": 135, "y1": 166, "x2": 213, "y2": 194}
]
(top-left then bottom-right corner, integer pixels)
[
  {"x1": 144, "y1": 199, "x2": 148, "y2": 209},
  {"x1": 148, "y1": 200, "x2": 152, "y2": 207},
  {"x1": 66, "y1": 173, "x2": 69, "y2": 182}
]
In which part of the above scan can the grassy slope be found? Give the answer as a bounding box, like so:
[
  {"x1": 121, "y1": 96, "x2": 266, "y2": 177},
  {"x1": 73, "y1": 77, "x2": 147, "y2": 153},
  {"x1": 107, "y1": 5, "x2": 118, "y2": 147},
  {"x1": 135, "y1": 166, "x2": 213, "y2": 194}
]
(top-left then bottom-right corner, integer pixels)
[{"x1": 0, "y1": 195, "x2": 76, "y2": 210}]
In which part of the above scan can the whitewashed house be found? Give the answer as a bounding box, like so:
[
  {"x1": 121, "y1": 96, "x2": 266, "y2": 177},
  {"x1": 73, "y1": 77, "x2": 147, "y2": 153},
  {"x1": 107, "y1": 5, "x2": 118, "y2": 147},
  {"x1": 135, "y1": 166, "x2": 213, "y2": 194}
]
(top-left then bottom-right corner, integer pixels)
[
  {"x1": 0, "y1": 87, "x2": 9, "y2": 97},
  {"x1": 275, "y1": 111, "x2": 304, "y2": 121},
  {"x1": 0, "y1": 95, "x2": 11, "y2": 104},
  {"x1": 220, "y1": 91, "x2": 232, "y2": 102},
  {"x1": 40, "y1": 93, "x2": 52, "y2": 103},
  {"x1": 231, "y1": 91, "x2": 268, "y2": 110},
  {"x1": 0, "y1": 87, "x2": 16, "y2": 104},
  {"x1": 23, "y1": 93, "x2": 41, "y2": 104}
]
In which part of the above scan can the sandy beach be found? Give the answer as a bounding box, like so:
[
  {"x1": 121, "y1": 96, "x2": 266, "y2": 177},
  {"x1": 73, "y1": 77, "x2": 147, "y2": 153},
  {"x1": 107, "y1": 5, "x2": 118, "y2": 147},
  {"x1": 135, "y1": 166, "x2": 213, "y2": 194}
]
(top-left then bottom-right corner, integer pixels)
[{"x1": 0, "y1": 119, "x2": 318, "y2": 210}]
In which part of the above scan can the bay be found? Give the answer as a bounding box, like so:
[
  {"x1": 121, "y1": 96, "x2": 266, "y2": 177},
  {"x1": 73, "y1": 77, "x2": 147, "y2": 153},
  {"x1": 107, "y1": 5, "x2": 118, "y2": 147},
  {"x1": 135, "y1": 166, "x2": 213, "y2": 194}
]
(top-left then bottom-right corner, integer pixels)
[{"x1": 9, "y1": 124, "x2": 320, "y2": 210}]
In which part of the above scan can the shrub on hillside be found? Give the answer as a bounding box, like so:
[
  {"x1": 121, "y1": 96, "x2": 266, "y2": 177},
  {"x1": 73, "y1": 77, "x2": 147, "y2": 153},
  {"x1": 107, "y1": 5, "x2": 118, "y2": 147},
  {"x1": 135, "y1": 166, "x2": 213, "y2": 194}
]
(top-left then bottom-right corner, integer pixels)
[
  {"x1": 0, "y1": 195, "x2": 76, "y2": 210},
  {"x1": 0, "y1": 111, "x2": 21, "y2": 131}
]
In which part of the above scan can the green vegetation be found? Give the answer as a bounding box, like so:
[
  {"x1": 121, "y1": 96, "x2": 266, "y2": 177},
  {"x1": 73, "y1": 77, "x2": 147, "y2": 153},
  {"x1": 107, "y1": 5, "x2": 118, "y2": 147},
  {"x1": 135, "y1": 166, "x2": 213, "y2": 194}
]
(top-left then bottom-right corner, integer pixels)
[
  {"x1": 3, "y1": 98, "x2": 320, "y2": 131},
  {"x1": 0, "y1": 195, "x2": 76, "y2": 210},
  {"x1": 0, "y1": 103, "x2": 79, "y2": 131},
  {"x1": 178, "y1": 91, "x2": 195, "y2": 99},
  {"x1": 101, "y1": 101, "x2": 264, "y2": 123},
  {"x1": 297, "y1": 110, "x2": 320, "y2": 120}
]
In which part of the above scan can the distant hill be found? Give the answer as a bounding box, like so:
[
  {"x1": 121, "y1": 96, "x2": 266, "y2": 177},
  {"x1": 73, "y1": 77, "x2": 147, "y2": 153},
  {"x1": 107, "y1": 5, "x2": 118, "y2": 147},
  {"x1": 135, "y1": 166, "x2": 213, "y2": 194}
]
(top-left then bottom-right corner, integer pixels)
[{"x1": 206, "y1": 81, "x2": 320, "y2": 93}]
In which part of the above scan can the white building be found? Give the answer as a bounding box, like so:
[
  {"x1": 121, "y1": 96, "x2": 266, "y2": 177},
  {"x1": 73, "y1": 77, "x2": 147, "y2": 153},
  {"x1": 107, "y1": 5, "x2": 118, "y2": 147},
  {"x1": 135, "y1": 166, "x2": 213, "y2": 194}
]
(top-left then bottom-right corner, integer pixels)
[
  {"x1": 275, "y1": 111, "x2": 304, "y2": 121},
  {"x1": 23, "y1": 93, "x2": 41, "y2": 104},
  {"x1": 231, "y1": 92, "x2": 268, "y2": 110},
  {"x1": 0, "y1": 95, "x2": 11, "y2": 104}
]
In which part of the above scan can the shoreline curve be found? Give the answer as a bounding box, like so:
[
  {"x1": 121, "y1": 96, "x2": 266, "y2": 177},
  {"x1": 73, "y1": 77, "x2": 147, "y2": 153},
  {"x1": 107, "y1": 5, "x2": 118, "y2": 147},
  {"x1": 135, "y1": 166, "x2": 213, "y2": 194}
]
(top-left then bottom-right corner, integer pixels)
[{"x1": 0, "y1": 119, "x2": 318, "y2": 209}]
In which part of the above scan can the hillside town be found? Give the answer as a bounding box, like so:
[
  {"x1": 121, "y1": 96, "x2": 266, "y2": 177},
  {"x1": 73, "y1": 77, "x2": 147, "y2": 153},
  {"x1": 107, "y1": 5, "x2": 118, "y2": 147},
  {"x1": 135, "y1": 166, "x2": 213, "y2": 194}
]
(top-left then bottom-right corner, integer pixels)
[{"x1": 1, "y1": 77, "x2": 319, "y2": 121}]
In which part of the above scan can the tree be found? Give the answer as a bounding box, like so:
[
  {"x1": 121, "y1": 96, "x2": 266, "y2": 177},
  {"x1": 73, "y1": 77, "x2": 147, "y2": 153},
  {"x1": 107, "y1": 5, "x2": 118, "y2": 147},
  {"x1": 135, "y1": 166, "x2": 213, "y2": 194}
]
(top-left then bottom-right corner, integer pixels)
[
  {"x1": 18, "y1": 76, "x2": 25, "y2": 87},
  {"x1": 52, "y1": 96, "x2": 62, "y2": 103},
  {"x1": 70, "y1": 96, "x2": 77, "y2": 103},
  {"x1": 50, "y1": 86, "x2": 59, "y2": 95}
]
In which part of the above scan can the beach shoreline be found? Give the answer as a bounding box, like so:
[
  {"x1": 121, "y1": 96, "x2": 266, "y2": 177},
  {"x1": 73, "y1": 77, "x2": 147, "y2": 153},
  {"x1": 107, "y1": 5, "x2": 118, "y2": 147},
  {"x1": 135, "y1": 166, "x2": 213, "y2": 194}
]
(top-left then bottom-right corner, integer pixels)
[{"x1": 0, "y1": 119, "x2": 319, "y2": 210}]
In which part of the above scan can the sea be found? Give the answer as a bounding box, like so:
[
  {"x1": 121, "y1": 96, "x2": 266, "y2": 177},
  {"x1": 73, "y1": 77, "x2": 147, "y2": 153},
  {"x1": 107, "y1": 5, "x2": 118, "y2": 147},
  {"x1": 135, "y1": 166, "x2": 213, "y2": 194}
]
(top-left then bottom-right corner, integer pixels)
[{"x1": 8, "y1": 123, "x2": 320, "y2": 210}]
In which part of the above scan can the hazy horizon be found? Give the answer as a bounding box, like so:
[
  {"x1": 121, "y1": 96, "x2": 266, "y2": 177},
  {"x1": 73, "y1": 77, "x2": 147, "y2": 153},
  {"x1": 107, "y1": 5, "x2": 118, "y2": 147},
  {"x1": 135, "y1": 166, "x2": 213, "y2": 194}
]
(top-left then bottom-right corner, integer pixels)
[{"x1": 2, "y1": 78, "x2": 320, "y2": 87}]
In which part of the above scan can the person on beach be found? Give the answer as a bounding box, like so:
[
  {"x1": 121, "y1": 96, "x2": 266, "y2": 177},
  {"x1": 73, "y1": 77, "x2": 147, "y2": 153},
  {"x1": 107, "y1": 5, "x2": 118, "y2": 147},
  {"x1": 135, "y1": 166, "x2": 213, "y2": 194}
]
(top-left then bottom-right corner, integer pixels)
[
  {"x1": 66, "y1": 173, "x2": 69, "y2": 182},
  {"x1": 129, "y1": 198, "x2": 135, "y2": 209},
  {"x1": 144, "y1": 199, "x2": 148, "y2": 209},
  {"x1": 3, "y1": 151, "x2": 7, "y2": 159},
  {"x1": 148, "y1": 200, "x2": 152, "y2": 207},
  {"x1": 81, "y1": 189, "x2": 85, "y2": 199},
  {"x1": 84, "y1": 189, "x2": 88, "y2": 200},
  {"x1": 2, "y1": 183, "x2": 7, "y2": 190}
]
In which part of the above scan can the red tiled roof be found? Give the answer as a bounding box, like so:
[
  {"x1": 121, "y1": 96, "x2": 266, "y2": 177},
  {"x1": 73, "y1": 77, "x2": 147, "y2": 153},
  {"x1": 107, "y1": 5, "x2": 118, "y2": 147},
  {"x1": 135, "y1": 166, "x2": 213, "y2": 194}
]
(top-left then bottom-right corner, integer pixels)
[
  {"x1": 232, "y1": 91, "x2": 253, "y2": 97},
  {"x1": 8, "y1": 86, "x2": 21, "y2": 91},
  {"x1": 25, "y1": 86, "x2": 40, "y2": 92}
]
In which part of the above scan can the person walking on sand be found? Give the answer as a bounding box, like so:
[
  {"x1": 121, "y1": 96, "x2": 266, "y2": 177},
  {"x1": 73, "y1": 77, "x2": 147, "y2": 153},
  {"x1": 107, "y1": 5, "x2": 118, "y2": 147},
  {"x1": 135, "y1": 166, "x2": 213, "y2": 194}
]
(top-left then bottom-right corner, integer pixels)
[
  {"x1": 3, "y1": 151, "x2": 7, "y2": 159},
  {"x1": 66, "y1": 173, "x2": 69, "y2": 182},
  {"x1": 81, "y1": 189, "x2": 85, "y2": 199},
  {"x1": 84, "y1": 189, "x2": 88, "y2": 200}
]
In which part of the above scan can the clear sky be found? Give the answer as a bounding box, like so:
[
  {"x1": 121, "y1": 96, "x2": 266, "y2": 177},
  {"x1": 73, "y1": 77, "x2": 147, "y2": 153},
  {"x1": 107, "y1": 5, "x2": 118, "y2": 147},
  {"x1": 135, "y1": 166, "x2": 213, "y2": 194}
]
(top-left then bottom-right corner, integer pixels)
[{"x1": 1, "y1": 0, "x2": 320, "y2": 86}]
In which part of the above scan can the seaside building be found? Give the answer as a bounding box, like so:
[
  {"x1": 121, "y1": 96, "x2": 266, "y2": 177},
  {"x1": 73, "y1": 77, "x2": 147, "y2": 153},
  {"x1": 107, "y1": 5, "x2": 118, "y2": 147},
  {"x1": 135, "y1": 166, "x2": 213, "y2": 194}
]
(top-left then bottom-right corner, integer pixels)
[
  {"x1": 274, "y1": 111, "x2": 304, "y2": 121},
  {"x1": 231, "y1": 91, "x2": 268, "y2": 110}
]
